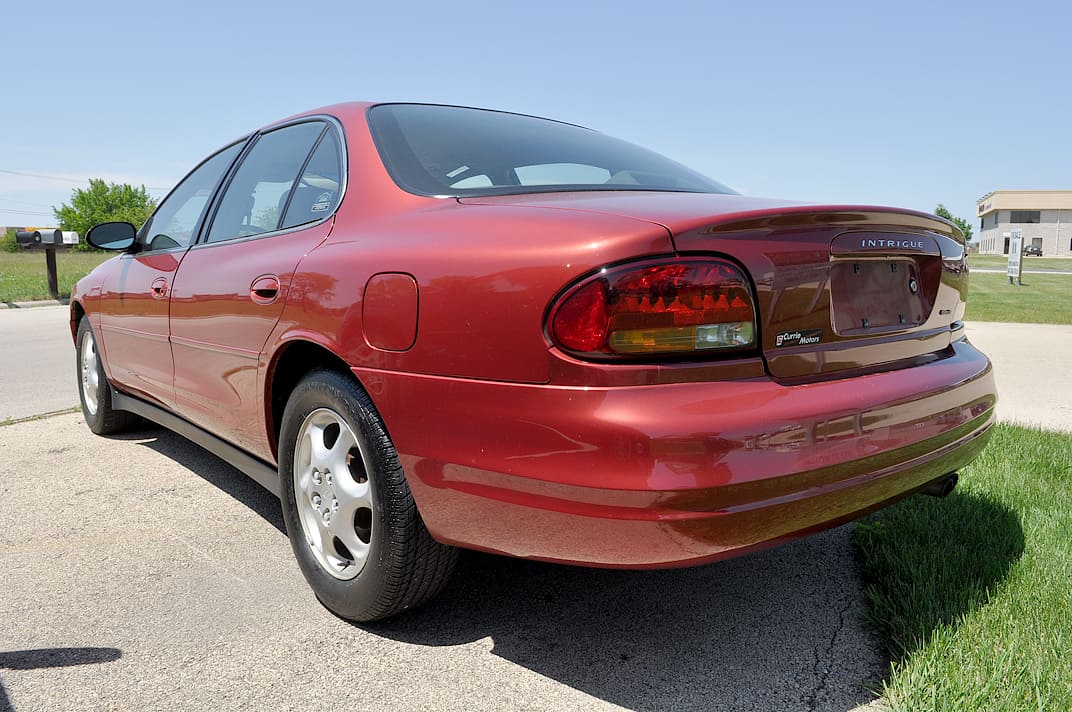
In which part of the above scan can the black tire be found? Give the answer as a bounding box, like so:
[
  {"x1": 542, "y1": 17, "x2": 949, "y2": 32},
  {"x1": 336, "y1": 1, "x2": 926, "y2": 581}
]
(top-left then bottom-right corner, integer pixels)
[
  {"x1": 76, "y1": 318, "x2": 139, "y2": 435},
  {"x1": 279, "y1": 369, "x2": 457, "y2": 622}
]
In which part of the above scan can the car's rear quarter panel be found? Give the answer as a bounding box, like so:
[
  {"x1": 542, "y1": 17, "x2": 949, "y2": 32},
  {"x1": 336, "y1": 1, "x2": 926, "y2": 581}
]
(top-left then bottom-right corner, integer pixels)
[{"x1": 274, "y1": 204, "x2": 674, "y2": 384}]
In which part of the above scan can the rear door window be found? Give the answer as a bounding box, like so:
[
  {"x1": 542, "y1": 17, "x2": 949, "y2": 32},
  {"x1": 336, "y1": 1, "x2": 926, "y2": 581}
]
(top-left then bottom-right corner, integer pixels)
[{"x1": 205, "y1": 122, "x2": 327, "y2": 244}]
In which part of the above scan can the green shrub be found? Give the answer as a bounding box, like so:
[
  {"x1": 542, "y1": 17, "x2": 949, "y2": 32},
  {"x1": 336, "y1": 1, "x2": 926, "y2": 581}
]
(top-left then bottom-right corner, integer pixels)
[{"x1": 2, "y1": 228, "x2": 18, "y2": 253}]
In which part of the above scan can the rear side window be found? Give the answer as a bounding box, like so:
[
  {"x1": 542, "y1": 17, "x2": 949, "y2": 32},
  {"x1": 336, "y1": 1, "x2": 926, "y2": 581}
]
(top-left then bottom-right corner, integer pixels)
[
  {"x1": 367, "y1": 103, "x2": 733, "y2": 198},
  {"x1": 280, "y1": 130, "x2": 342, "y2": 230},
  {"x1": 205, "y1": 122, "x2": 327, "y2": 243}
]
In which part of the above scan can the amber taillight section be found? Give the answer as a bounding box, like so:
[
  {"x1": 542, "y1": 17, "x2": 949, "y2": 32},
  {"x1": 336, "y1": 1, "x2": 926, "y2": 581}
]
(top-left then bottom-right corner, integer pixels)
[{"x1": 550, "y1": 258, "x2": 757, "y2": 357}]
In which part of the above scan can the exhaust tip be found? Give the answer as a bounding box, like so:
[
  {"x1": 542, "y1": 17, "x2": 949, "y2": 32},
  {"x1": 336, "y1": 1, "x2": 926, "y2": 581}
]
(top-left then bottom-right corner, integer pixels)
[{"x1": 921, "y1": 472, "x2": 958, "y2": 498}]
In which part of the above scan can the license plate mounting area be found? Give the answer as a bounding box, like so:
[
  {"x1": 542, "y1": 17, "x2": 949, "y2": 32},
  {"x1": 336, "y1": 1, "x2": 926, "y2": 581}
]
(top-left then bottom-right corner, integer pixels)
[{"x1": 829, "y1": 259, "x2": 925, "y2": 335}]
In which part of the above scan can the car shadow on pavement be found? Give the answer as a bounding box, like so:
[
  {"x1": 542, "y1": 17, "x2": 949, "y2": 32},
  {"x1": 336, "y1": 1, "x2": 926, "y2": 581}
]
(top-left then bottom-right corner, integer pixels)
[
  {"x1": 367, "y1": 530, "x2": 887, "y2": 711},
  {"x1": 0, "y1": 647, "x2": 122, "y2": 712},
  {"x1": 111, "y1": 425, "x2": 286, "y2": 534}
]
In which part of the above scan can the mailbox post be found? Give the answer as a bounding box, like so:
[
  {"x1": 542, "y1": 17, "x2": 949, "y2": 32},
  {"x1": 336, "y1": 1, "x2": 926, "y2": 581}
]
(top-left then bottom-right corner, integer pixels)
[{"x1": 15, "y1": 228, "x2": 79, "y2": 299}]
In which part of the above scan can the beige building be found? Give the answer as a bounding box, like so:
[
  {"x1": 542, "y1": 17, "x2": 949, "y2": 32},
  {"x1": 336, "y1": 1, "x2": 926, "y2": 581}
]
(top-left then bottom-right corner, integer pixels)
[{"x1": 976, "y1": 190, "x2": 1072, "y2": 256}]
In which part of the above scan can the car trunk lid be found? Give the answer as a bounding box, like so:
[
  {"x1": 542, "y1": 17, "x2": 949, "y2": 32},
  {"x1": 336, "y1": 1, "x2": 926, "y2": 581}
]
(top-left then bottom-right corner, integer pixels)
[
  {"x1": 458, "y1": 193, "x2": 969, "y2": 381},
  {"x1": 670, "y1": 205, "x2": 968, "y2": 381}
]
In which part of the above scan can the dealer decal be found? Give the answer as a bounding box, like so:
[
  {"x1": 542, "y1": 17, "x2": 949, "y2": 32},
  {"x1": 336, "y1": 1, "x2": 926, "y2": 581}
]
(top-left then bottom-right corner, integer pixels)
[
  {"x1": 775, "y1": 329, "x2": 823, "y2": 348},
  {"x1": 310, "y1": 192, "x2": 334, "y2": 212}
]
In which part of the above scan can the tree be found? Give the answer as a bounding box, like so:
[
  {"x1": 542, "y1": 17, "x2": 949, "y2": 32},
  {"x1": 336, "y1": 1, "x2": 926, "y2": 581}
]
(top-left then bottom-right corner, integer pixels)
[
  {"x1": 934, "y1": 204, "x2": 974, "y2": 243},
  {"x1": 53, "y1": 179, "x2": 158, "y2": 250}
]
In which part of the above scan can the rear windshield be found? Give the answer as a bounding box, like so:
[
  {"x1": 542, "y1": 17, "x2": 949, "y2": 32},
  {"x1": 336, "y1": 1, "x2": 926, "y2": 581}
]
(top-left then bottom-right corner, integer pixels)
[{"x1": 367, "y1": 104, "x2": 734, "y2": 198}]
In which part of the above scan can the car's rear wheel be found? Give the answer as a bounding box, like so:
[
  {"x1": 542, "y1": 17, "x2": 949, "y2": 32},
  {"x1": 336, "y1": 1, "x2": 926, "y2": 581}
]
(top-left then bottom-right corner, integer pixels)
[
  {"x1": 76, "y1": 318, "x2": 138, "y2": 435},
  {"x1": 279, "y1": 369, "x2": 457, "y2": 622}
]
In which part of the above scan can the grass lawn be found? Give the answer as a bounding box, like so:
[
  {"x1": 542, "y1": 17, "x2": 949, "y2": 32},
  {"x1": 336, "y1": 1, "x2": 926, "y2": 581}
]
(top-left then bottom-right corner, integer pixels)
[
  {"x1": 0, "y1": 251, "x2": 112, "y2": 303},
  {"x1": 855, "y1": 424, "x2": 1072, "y2": 710},
  {"x1": 969, "y1": 254, "x2": 1072, "y2": 272},
  {"x1": 964, "y1": 272, "x2": 1072, "y2": 324}
]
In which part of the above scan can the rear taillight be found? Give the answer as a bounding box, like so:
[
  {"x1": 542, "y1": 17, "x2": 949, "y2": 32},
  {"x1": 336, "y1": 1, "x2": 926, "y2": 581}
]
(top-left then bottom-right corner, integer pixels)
[{"x1": 550, "y1": 258, "x2": 757, "y2": 357}]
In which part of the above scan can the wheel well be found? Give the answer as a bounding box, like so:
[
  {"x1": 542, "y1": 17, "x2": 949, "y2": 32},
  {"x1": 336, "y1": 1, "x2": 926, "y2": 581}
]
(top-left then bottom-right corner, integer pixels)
[
  {"x1": 267, "y1": 340, "x2": 353, "y2": 459},
  {"x1": 70, "y1": 301, "x2": 86, "y2": 342}
]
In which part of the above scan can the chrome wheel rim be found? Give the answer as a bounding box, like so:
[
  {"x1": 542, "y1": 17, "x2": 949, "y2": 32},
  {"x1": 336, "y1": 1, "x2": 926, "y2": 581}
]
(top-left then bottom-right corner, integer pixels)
[
  {"x1": 80, "y1": 330, "x2": 100, "y2": 416},
  {"x1": 293, "y1": 408, "x2": 373, "y2": 580}
]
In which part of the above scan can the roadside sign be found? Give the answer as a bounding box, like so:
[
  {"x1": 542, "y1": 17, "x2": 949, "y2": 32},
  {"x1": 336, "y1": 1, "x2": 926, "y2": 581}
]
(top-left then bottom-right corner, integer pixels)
[{"x1": 1007, "y1": 229, "x2": 1023, "y2": 285}]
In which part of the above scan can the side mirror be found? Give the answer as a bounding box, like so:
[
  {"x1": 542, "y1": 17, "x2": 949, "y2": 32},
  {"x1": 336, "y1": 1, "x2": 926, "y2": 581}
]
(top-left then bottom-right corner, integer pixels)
[{"x1": 86, "y1": 222, "x2": 137, "y2": 251}]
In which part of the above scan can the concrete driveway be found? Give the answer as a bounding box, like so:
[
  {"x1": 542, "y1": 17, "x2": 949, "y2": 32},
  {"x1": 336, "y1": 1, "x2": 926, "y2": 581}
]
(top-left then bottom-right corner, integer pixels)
[
  {"x1": 0, "y1": 305, "x2": 1065, "y2": 710},
  {"x1": 965, "y1": 322, "x2": 1072, "y2": 433}
]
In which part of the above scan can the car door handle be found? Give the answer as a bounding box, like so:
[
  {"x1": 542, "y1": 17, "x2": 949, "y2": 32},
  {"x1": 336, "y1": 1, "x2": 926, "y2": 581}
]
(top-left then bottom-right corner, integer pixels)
[
  {"x1": 250, "y1": 275, "x2": 281, "y2": 305},
  {"x1": 151, "y1": 277, "x2": 168, "y2": 299}
]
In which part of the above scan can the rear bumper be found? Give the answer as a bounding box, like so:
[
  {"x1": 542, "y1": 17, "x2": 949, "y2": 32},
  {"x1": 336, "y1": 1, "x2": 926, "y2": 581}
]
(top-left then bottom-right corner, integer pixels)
[{"x1": 354, "y1": 338, "x2": 996, "y2": 567}]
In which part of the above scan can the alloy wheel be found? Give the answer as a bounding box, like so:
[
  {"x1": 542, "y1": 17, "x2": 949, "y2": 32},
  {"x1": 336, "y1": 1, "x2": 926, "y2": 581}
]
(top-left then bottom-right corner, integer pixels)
[
  {"x1": 293, "y1": 408, "x2": 373, "y2": 580},
  {"x1": 80, "y1": 330, "x2": 100, "y2": 416}
]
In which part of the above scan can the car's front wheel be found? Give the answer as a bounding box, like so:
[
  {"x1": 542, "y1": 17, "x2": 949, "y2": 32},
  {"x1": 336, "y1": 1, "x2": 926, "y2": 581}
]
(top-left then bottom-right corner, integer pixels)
[
  {"x1": 279, "y1": 370, "x2": 457, "y2": 622},
  {"x1": 76, "y1": 318, "x2": 138, "y2": 435}
]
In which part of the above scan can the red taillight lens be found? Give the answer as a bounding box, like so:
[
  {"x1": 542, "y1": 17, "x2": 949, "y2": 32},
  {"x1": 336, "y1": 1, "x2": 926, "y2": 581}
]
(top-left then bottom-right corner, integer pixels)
[{"x1": 551, "y1": 258, "x2": 757, "y2": 357}]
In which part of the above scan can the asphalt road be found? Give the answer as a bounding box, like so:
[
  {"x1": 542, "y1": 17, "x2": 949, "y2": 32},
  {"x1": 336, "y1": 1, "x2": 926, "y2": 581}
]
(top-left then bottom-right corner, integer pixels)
[
  {"x1": 0, "y1": 305, "x2": 1067, "y2": 710},
  {"x1": 0, "y1": 413, "x2": 883, "y2": 711},
  {"x1": 0, "y1": 306, "x2": 77, "y2": 421}
]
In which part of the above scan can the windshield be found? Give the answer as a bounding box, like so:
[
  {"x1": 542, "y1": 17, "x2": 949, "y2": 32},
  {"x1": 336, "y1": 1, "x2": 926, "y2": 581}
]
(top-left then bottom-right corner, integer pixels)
[{"x1": 367, "y1": 104, "x2": 734, "y2": 198}]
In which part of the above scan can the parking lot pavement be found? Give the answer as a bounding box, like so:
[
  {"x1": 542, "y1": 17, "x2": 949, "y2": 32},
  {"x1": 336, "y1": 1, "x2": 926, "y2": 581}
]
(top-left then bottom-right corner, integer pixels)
[{"x1": 0, "y1": 413, "x2": 885, "y2": 711}]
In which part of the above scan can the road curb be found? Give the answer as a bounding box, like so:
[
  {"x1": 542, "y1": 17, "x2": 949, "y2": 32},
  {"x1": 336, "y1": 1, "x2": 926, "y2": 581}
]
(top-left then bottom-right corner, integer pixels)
[{"x1": 0, "y1": 298, "x2": 69, "y2": 309}]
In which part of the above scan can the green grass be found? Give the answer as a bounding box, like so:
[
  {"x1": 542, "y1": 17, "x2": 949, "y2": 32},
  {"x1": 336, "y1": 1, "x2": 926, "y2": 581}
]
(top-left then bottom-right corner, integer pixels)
[
  {"x1": 969, "y1": 254, "x2": 1072, "y2": 272},
  {"x1": 964, "y1": 272, "x2": 1072, "y2": 324},
  {"x1": 0, "y1": 251, "x2": 112, "y2": 302},
  {"x1": 855, "y1": 424, "x2": 1072, "y2": 710}
]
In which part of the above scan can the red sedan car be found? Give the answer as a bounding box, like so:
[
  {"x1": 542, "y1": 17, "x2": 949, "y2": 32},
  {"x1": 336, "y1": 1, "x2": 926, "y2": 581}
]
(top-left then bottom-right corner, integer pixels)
[{"x1": 72, "y1": 102, "x2": 996, "y2": 621}]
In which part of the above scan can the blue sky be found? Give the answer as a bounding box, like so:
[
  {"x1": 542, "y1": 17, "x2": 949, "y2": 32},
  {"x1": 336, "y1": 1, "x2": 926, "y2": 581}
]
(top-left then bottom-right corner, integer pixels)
[{"x1": 3, "y1": 0, "x2": 1070, "y2": 238}]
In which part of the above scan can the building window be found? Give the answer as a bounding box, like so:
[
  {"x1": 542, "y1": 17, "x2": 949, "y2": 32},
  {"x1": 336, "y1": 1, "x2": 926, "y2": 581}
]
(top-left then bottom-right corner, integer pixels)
[
  {"x1": 1010, "y1": 210, "x2": 1041, "y2": 223},
  {"x1": 981, "y1": 212, "x2": 999, "y2": 229}
]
